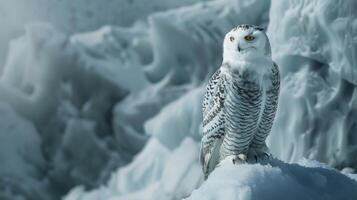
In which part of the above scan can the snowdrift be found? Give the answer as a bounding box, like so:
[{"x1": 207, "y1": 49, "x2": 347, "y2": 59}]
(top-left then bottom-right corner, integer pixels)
[{"x1": 186, "y1": 159, "x2": 357, "y2": 200}]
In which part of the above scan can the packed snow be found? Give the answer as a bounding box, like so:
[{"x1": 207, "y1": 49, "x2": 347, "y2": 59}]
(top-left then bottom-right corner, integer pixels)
[
  {"x1": 0, "y1": 0, "x2": 357, "y2": 199},
  {"x1": 186, "y1": 158, "x2": 357, "y2": 200}
]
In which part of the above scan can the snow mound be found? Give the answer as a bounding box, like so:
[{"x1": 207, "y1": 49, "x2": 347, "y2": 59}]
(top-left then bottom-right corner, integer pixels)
[{"x1": 186, "y1": 158, "x2": 357, "y2": 200}]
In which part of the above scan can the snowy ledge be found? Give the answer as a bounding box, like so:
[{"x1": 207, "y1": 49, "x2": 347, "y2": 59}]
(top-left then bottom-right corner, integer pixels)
[{"x1": 186, "y1": 158, "x2": 357, "y2": 200}]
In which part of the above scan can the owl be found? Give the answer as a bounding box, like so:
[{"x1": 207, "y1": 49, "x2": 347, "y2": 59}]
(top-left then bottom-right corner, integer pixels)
[{"x1": 200, "y1": 24, "x2": 280, "y2": 179}]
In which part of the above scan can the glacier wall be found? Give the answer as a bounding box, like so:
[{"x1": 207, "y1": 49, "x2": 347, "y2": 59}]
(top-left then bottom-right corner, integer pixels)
[{"x1": 267, "y1": 0, "x2": 357, "y2": 169}]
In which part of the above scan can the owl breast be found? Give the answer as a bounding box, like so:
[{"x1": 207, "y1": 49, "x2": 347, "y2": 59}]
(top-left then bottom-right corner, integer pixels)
[{"x1": 219, "y1": 65, "x2": 264, "y2": 159}]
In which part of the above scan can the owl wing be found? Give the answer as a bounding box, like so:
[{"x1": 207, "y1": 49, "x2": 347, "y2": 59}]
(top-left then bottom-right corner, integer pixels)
[
  {"x1": 251, "y1": 62, "x2": 280, "y2": 149},
  {"x1": 200, "y1": 68, "x2": 226, "y2": 179}
]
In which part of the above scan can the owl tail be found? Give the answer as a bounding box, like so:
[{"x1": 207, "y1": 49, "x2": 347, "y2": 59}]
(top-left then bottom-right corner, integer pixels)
[{"x1": 201, "y1": 138, "x2": 223, "y2": 180}]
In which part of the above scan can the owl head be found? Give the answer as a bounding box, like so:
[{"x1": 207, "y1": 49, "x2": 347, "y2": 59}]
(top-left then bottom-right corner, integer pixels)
[{"x1": 223, "y1": 24, "x2": 271, "y2": 63}]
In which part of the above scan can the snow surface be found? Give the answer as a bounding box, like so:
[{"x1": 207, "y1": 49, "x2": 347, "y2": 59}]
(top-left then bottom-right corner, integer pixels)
[
  {"x1": 186, "y1": 158, "x2": 357, "y2": 200},
  {"x1": 0, "y1": 0, "x2": 357, "y2": 199}
]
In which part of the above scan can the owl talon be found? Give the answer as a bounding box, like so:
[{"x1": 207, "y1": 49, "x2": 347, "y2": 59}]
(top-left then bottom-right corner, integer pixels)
[
  {"x1": 263, "y1": 152, "x2": 272, "y2": 160},
  {"x1": 248, "y1": 147, "x2": 272, "y2": 163},
  {"x1": 231, "y1": 154, "x2": 247, "y2": 165}
]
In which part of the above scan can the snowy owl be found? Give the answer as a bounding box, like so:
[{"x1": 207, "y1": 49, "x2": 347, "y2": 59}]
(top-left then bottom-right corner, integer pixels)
[{"x1": 200, "y1": 24, "x2": 280, "y2": 179}]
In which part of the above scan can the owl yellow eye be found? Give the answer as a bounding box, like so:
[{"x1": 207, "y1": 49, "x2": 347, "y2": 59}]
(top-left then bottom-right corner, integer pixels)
[
  {"x1": 244, "y1": 35, "x2": 255, "y2": 41},
  {"x1": 229, "y1": 36, "x2": 235, "y2": 42}
]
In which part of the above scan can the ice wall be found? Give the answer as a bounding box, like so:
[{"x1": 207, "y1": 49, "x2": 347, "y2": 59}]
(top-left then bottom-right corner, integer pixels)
[
  {"x1": 145, "y1": 0, "x2": 270, "y2": 84},
  {"x1": 0, "y1": 23, "x2": 132, "y2": 199},
  {"x1": 70, "y1": 25, "x2": 150, "y2": 92},
  {"x1": 0, "y1": 0, "x2": 208, "y2": 68},
  {"x1": 267, "y1": 0, "x2": 357, "y2": 169},
  {"x1": 0, "y1": 23, "x2": 70, "y2": 125}
]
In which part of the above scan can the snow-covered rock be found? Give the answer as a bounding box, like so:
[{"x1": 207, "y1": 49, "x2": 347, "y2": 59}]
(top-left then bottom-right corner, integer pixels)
[{"x1": 186, "y1": 158, "x2": 357, "y2": 200}]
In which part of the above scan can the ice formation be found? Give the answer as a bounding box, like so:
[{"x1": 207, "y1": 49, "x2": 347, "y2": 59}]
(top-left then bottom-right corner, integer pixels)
[
  {"x1": 1, "y1": 0, "x2": 357, "y2": 199},
  {"x1": 70, "y1": 25, "x2": 150, "y2": 92},
  {"x1": 65, "y1": 85, "x2": 205, "y2": 200},
  {"x1": 0, "y1": 23, "x2": 130, "y2": 199},
  {"x1": 64, "y1": 138, "x2": 203, "y2": 200},
  {"x1": 0, "y1": 102, "x2": 49, "y2": 199},
  {"x1": 0, "y1": 23, "x2": 71, "y2": 125},
  {"x1": 145, "y1": 0, "x2": 270, "y2": 84},
  {"x1": 267, "y1": 0, "x2": 357, "y2": 169},
  {"x1": 0, "y1": 0, "x2": 206, "y2": 68},
  {"x1": 144, "y1": 87, "x2": 204, "y2": 149}
]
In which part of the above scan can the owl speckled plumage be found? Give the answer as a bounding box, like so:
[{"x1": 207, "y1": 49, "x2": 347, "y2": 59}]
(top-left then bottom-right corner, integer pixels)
[{"x1": 200, "y1": 24, "x2": 280, "y2": 179}]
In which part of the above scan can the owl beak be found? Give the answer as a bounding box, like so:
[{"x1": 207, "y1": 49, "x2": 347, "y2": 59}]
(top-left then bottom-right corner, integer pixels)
[{"x1": 237, "y1": 44, "x2": 241, "y2": 52}]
